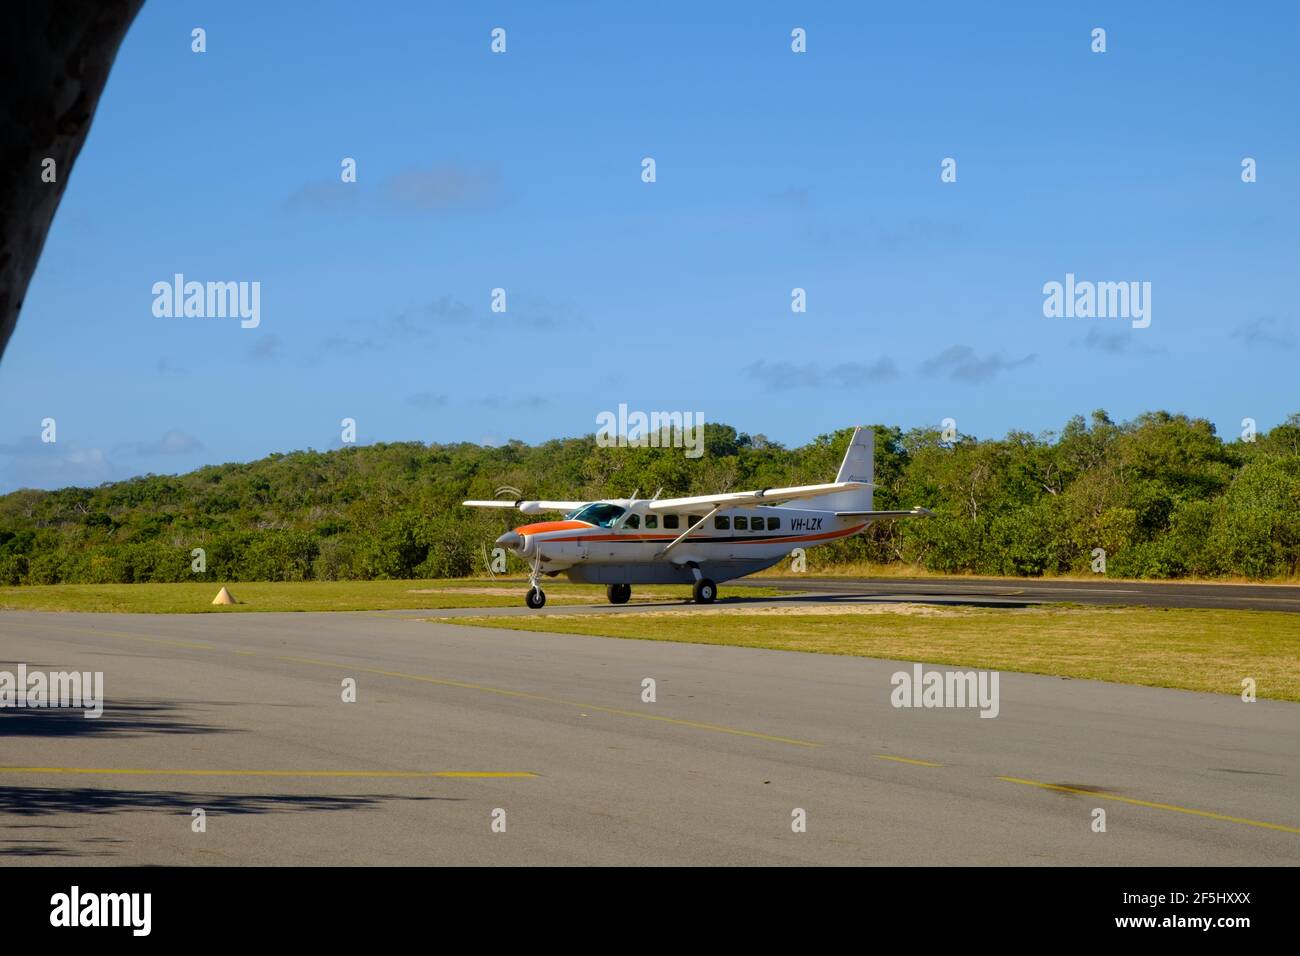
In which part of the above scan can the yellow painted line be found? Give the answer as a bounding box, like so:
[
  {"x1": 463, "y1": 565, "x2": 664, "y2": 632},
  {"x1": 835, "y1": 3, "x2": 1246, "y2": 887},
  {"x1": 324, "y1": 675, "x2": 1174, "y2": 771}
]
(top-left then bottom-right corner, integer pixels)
[
  {"x1": 0, "y1": 767, "x2": 535, "y2": 779},
  {"x1": 6, "y1": 620, "x2": 214, "y2": 651},
  {"x1": 998, "y1": 776, "x2": 1300, "y2": 835},
  {"x1": 873, "y1": 754, "x2": 943, "y2": 768},
  {"x1": 275, "y1": 655, "x2": 821, "y2": 748}
]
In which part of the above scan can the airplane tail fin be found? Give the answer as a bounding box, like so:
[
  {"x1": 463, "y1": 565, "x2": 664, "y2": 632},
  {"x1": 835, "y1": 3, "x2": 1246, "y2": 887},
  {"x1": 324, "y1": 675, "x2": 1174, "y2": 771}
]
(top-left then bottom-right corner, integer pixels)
[
  {"x1": 784, "y1": 426, "x2": 874, "y2": 512},
  {"x1": 834, "y1": 426, "x2": 874, "y2": 491}
]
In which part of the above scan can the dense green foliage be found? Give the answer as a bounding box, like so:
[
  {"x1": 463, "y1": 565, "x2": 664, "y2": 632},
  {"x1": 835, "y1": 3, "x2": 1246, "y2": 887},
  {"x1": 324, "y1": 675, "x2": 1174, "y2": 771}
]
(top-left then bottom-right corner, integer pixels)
[{"x1": 2, "y1": 410, "x2": 1298, "y2": 584}]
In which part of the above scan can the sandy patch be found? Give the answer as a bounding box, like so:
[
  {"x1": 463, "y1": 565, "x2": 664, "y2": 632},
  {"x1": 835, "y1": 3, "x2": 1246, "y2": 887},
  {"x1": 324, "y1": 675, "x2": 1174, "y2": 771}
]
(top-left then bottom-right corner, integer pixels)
[
  {"x1": 410, "y1": 586, "x2": 688, "y2": 599},
  {"x1": 409, "y1": 587, "x2": 528, "y2": 596},
  {"x1": 521, "y1": 602, "x2": 974, "y2": 620}
]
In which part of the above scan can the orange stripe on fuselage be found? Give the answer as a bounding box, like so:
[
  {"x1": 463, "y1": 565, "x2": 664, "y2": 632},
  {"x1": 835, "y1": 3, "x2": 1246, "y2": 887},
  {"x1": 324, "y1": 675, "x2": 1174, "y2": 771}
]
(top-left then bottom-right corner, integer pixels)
[{"x1": 514, "y1": 520, "x2": 594, "y2": 535}]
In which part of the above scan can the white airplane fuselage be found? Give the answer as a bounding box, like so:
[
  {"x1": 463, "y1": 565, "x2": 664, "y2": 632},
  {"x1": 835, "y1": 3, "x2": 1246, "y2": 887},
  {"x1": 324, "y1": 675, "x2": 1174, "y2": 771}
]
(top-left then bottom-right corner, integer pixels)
[{"x1": 496, "y1": 500, "x2": 867, "y2": 585}]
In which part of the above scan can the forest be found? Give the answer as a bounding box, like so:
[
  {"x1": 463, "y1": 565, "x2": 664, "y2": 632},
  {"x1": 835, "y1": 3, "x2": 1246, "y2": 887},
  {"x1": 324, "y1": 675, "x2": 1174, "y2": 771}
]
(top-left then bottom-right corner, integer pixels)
[{"x1": 1, "y1": 409, "x2": 1298, "y2": 584}]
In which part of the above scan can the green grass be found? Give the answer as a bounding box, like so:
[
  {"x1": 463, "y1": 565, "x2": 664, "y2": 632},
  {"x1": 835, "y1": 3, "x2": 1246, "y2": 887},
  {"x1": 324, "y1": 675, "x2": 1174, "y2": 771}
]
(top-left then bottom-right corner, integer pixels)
[
  {"x1": 445, "y1": 605, "x2": 1300, "y2": 702},
  {"x1": 0, "y1": 578, "x2": 787, "y2": 614}
]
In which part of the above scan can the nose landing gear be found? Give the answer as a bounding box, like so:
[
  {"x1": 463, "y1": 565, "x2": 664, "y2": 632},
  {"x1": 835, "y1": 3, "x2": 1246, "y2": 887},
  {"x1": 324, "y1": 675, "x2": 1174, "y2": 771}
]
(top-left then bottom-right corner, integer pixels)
[{"x1": 524, "y1": 550, "x2": 546, "y2": 609}]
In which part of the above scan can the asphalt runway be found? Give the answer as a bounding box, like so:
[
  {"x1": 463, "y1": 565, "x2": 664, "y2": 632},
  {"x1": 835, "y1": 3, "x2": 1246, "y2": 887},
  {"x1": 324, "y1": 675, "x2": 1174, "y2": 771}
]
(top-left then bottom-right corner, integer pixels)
[
  {"x1": 1, "y1": 604, "x2": 1297, "y2": 865},
  {"x1": 734, "y1": 575, "x2": 1300, "y2": 612}
]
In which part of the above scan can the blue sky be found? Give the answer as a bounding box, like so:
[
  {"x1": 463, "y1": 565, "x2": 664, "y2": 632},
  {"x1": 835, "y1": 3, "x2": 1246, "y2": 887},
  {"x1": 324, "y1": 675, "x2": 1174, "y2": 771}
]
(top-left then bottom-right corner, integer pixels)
[{"x1": 2, "y1": 0, "x2": 1297, "y2": 491}]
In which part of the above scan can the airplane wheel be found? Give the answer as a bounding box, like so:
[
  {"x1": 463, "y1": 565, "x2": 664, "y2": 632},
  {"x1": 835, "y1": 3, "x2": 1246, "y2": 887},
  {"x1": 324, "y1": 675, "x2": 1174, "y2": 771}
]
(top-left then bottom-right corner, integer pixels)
[
  {"x1": 606, "y1": 584, "x2": 631, "y2": 605},
  {"x1": 525, "y1": 587, "x2": 546, "y2": 609},
  {"x1": 692, "y1": 578, "x2": 717, "y2": 604}
]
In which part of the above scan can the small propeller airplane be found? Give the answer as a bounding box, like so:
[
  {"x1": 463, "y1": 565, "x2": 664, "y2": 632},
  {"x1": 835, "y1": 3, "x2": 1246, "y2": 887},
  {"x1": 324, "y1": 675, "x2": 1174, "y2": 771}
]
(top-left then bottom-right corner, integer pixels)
[{"x1": 464, "y1": 426, "x2": 932, "y2": 608}]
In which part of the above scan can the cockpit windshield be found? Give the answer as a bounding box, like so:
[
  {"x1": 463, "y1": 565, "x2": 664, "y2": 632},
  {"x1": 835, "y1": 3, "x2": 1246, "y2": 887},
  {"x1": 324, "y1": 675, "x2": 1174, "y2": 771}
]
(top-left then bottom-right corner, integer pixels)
[{"x1": 569, "y1": 503, "x2": 626, "y2": 528}]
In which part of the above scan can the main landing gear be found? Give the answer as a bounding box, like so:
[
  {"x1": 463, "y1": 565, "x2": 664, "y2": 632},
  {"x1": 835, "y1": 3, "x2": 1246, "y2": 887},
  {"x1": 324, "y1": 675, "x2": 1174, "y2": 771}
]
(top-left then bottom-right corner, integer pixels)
[
  {"x1": 606, "y1": 583, "x2": 632, "y2": 604},
  {"x1": 692, "y1": 578, "x2": 717, "y2": 604}
]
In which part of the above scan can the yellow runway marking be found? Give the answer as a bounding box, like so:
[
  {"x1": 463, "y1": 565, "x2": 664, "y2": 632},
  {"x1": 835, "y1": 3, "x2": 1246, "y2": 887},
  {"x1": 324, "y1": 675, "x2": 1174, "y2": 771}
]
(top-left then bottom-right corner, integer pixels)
[
  {"x1": 6, "y1": 620, "x2": 215, "y2": 651},
  {"x1": 998, "y1": 776, "x2": 1300, "y2": 835},
  {"x1": 0, "y1": 767, "x2": 535, "y2": 779},
  {"x1": 275, "y1": 654, "x2": 821, "y2": 748},
  {"x1": 873, "y1": 754, "x2": 943, "y2": 768}
]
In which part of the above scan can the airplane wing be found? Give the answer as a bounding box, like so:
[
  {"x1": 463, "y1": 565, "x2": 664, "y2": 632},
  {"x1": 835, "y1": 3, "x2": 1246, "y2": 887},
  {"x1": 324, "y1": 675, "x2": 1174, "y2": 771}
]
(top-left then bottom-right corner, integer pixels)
[
  {"x1": 646, "y1": 481, "x2": 872, "y2": 512},
  {"x1": 835, "y1": 507, "x2": 934, "y2": 518},
  {"x1": 463, "y1": 499, "x2": 589, "y2": 516}
]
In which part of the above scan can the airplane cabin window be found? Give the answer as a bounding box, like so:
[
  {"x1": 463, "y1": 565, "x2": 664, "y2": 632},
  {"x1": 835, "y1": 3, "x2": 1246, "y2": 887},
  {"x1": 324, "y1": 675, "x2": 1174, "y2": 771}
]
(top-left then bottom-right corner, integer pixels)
[
  {"x1": 663, "y1": 515, "x2": 679, "y2": 530},
  {"x1": 752, "y1": 515, "x2": 765, "y2": 531},
  {"x1": 734, "y1": 516, "x2": 748, "y2": 530},
  {"x1": 624, "y1": 514, "x2": 640, "y2": 529},
  {"x1": 645, "y1": 515, "x2": 658, "y2": 529},
  {"x1": 767, "y1": 516, "x2": 780, "y2": 531},
  {"x1": 714, "y1": 516, "x2": 730, "y2": 530},
  {"x1": 687, "y1": 514, "x2": 701, "y2": 527}
]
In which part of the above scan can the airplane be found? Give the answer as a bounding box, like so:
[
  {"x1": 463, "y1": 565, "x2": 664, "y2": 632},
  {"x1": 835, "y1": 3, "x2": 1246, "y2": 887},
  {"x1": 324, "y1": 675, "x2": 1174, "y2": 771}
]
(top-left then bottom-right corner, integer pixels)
[{"x1": 463, "y1": 426, "x2": 932, "y2": 608}]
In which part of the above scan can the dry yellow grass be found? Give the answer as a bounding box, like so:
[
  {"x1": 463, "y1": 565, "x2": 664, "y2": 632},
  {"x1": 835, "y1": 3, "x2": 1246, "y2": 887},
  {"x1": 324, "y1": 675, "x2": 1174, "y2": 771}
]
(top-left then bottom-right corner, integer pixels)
[{"x1": 0, "y1": 578, "x2": 786, "y2": 613}]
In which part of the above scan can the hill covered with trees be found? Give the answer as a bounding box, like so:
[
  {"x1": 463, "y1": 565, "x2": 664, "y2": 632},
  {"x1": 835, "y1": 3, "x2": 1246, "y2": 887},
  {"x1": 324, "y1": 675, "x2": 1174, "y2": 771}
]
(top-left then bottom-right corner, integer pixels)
[{"x1": 2, "y1": 410, "x2": 1298, "y2": 584}]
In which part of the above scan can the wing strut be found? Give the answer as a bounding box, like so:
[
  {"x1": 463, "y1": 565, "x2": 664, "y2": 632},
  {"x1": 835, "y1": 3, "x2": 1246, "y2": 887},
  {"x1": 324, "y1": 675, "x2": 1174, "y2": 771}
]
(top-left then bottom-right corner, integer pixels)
[{"x1": 660, "y1": 505, "x2": 721, "y2": 555}]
